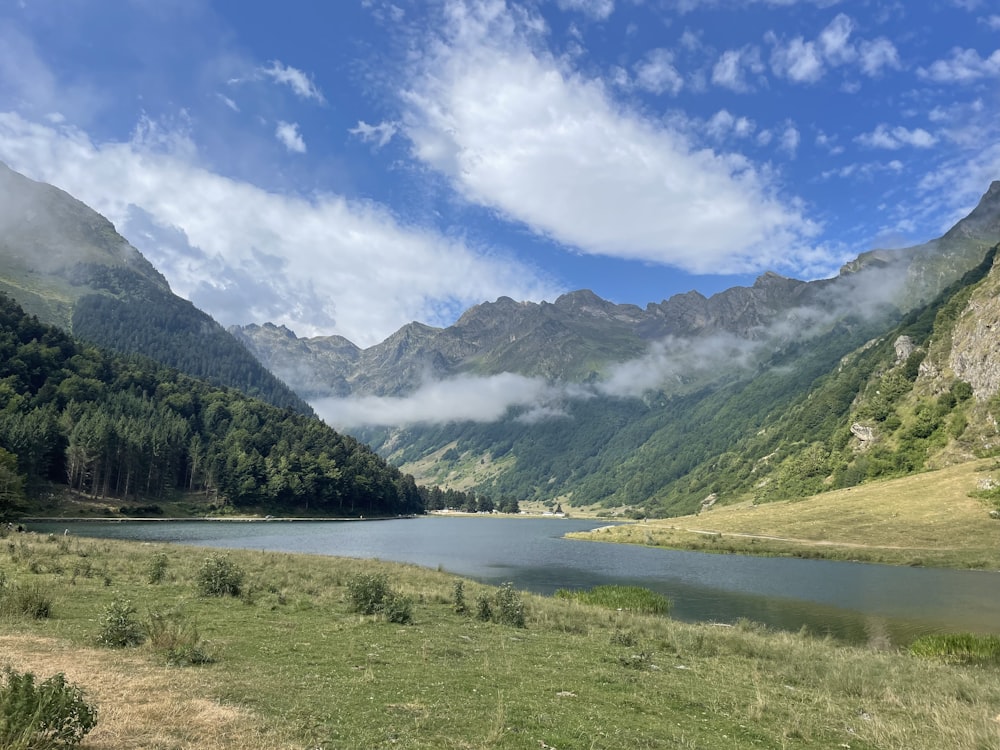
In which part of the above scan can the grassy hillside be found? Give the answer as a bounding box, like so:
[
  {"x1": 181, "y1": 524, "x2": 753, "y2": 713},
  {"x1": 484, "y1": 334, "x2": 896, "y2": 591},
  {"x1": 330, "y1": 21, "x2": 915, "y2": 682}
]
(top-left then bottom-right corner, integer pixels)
[
  {"x1": 3, "y1": 529, "x2": 1000, "y2": 748},
  {"x1": 574, "y1": 459, "x2": 1000, "y2": 569}
]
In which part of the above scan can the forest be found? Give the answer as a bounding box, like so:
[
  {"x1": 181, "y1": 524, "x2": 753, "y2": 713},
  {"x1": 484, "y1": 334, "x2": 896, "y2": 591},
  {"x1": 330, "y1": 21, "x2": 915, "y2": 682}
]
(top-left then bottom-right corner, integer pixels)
[{"x1": 0, "y1": 292, "x2": 430, "y2": 517}]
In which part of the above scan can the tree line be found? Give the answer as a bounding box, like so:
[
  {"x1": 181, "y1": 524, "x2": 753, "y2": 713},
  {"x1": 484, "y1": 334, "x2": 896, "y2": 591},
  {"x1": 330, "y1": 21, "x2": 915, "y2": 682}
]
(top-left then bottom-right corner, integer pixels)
[{"x1": 0, "y1": 293, "x2": 424, "y2": 517}]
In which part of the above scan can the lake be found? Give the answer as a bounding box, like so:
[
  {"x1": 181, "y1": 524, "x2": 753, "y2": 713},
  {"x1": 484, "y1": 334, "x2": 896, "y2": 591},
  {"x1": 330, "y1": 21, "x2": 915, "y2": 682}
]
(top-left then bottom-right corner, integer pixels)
[{"x1": 30, "y1": 516, "x2": 1000, "y2": 646}]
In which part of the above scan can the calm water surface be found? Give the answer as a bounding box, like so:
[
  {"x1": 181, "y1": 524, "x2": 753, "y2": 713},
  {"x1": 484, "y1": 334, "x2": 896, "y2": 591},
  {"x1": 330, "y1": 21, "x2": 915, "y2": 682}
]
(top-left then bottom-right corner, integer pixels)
[{"x1": 33, "y1": 516, "x2": 1000, "y2": 645}]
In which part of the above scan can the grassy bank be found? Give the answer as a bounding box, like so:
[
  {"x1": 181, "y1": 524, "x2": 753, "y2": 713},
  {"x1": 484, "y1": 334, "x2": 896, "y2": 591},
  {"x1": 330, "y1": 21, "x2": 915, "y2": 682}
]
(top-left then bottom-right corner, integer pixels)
[
  {"x1": 571, "y1": 460, "x2": 1000, "y2": 569},
  {"x1": 2, "y1": 529, "x2": 1000, "y2": 748}
]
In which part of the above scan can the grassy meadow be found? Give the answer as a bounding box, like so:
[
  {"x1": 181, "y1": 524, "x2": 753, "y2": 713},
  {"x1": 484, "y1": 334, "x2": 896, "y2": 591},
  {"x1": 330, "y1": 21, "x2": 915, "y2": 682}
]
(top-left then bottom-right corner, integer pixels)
[
  {"x1": 2, "y1": 527, "x2": 1000, "y2": 749},
  {"x1": 572, "y1": 460, "x2": 1000, "y2": 569}
]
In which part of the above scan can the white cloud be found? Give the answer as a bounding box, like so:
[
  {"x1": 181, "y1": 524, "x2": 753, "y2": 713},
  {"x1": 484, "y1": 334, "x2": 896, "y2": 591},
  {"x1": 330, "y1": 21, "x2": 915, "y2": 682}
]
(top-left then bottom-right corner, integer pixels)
[
  {"x1": 350, "y1": 120, "x2": 399, "y2": 149},
  {"x1": 312, "y1": 372, "x2": 567, "y2": 428},
  {"x1": 259, "y1": 60, "x2": 326, "y2": 103},
  {"x1": 711, "y1": 46, "x2": 764, "y2": 92},
  {"x1": 0, "y1": 112, "x2": 561, "y2": 346},
  {"x1": 555, "y1": 0, "x2": 614, "y2": 20},
  {"x1": 858, "y1": 38, "x2": 901, "y2": 76},
  {"x1": 818, "y1": 13, "x2": 856, "y2": 65},
  {"x1": 918, "y1": 47, "x2": 1000, "y2": 82},
  {"x1": 401, "y1": 0, "x2": 825, "y2": 277},
  {"x1": 706, "y1": 109, "x2": 755, "y2": 141},
  {"x1": 275, "y1": 120, "x2": 306, "y2": 153},
  {"x1": 216, "y1": 93, "x2": 240, "y2": 112},
  {"x1": 780, "y1": 123, "x2": 800, "y2": 155},
  {"x1": 633, "y1": 48, "x2": 684, "y2": 95},
  {"x1": 769, "y1": 36, "x2": 825, "y2": 82},
  {"x1": 986, "y1": 15, "x2": 1000, "y2": 30},
  {"x1": 856, "y1": 124, "x2": 938, "y2": 149}
]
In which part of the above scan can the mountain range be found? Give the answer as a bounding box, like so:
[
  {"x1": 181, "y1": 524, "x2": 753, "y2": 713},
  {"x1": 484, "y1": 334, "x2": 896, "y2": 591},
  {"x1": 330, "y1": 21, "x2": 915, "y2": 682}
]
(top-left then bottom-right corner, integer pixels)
[{"x1": 3, "y1": 159, "x2": 1000, "y2": 517}]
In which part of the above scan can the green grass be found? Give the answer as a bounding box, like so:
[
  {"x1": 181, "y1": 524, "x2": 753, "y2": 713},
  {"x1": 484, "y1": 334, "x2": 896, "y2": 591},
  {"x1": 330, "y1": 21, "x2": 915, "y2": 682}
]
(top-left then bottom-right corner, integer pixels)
[
  {"x1": 574, "y1": 460, "x2": 1000, "y2": 569},
  {"x1": 910, "y1": 633, "x2": 1000, "y2": 665},
  {"x1": 554, "y1": 585, "x2": 670, "y2": 615},
  {"x1": 2, "y1": 528, "x2": 1000, "y2": 748}
]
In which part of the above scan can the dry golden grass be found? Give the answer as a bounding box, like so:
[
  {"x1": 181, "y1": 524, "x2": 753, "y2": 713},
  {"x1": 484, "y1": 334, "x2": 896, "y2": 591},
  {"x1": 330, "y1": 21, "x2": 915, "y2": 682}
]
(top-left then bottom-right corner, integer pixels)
[
  {"x1": 577, "y1": 460, "x2": 1000, "y2": 567},
  {"x1": 0, "y1": 634, "x2": 295, "y2": 750}
]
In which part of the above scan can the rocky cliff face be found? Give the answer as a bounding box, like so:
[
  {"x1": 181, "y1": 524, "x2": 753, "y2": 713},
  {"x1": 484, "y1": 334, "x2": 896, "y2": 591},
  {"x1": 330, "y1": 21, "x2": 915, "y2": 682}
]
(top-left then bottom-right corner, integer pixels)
[{"x1": 949, "y1": 252, "x2": 1000, "y2": 400}]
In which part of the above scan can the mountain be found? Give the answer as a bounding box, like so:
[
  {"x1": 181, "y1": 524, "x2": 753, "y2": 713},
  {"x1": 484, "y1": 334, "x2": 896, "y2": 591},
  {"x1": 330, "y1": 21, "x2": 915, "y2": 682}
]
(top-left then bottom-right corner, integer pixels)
[
  {"x1": 234, "y1": 183, "x2": 1000, "y2": 400},
  {"x1": 234, "y1": 182, "x2": 1000, "y2": 516},
  {"x1": 0, "y1": 162, "x2": 310, "y2": 414}
]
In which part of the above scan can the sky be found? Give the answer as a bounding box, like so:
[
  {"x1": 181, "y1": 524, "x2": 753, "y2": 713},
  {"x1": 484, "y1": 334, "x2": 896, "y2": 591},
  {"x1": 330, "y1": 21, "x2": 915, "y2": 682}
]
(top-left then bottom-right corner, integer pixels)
[{"x1": 1, "y1": 0, "x2": 999, "y2": 349}]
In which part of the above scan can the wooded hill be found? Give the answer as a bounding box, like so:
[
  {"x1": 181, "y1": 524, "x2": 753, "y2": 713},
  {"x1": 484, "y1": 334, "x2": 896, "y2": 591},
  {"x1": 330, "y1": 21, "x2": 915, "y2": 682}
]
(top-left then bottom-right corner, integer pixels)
[
  {"x1": 0, "y1": 293, "x2": 425, "y2": 517},
  {"x1": 0, "y1": 162, "x2": 310, "y2": 415}
]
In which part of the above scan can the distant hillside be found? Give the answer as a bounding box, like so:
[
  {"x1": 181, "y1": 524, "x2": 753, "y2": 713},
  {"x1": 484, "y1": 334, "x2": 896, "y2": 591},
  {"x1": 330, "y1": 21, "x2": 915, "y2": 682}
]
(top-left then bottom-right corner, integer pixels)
[
  {"x1": 235, "y1": 182, "x2": 1000, "y2": 516},
  {"x1": 0, "y1": 162, "x2": 311, "y2": 415}
]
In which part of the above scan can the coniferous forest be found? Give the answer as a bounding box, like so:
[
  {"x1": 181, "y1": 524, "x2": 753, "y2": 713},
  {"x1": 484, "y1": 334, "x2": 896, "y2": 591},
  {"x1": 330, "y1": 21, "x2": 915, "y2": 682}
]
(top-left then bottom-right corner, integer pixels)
[{"x1": 0, "y1": 293, "x2": 427, "y2": 517}]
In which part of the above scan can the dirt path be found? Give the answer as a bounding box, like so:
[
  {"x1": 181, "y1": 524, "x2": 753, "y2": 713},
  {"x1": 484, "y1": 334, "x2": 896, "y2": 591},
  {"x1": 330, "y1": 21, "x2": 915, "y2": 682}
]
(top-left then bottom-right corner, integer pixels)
[{"x1": 672, "y1": 525, "x2": 954, "y2": 551}]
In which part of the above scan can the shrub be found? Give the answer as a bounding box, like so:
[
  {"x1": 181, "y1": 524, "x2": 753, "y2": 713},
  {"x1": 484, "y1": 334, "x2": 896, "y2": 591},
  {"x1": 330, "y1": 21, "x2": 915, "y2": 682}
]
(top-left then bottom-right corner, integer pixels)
[
  {"x1": 475, "y1": 583, "x2": 525, "y2": 628},
  {"x1": 0, "y1": 667, "x2": 97, "y2": 749},
  {"x1": 452, "y1": 580, "x2": 468, "y2": 615},
  {"x1": 96, "y1": 595, "x2": 144, "y2": 648},
  {"x1": 196, "y1": 554, "x2": 244, "y2": 597},
  {"x1": 346, "y1": 573, "x2": 391, "y2": 615},
  {"x1": 147, "y1": 553, "x2": 168, "y2": 584},
  {"x1": 146, "y1": 608, "x2": 215, "y2": 666},
  {"x1": 475, "y1": 591, "x2": 493, "y2": 622},
  {"x1": 345, "y1": 572, "x2": 413, "y2": 624}
]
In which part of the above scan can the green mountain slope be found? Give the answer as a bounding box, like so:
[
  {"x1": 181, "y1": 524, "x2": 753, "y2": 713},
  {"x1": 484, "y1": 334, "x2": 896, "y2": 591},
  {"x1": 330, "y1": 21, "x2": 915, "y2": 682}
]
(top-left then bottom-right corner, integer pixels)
[
  {"x1": 343, "y1": 186, "x2": 1000, "y2": 516},
  {"x1": 0, "y1": 162, "x2": 310, "y2": 415},
  {"x1": 0, "y1": 293, "x2": 423, "y2": 517}
]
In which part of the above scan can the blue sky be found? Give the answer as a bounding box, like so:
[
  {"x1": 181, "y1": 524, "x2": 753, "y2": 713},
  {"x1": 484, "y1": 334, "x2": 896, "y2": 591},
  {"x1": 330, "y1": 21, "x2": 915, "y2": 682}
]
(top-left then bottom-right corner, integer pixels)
[{"x1": 1, "y1": 0, "x2": 999, "y2": 348}]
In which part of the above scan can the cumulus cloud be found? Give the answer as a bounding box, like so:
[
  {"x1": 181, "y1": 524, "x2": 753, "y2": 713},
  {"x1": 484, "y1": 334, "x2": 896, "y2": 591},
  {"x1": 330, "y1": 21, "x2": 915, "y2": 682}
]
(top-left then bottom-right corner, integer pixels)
[
  {"x1": 856, "y1": 124, "x2": 937, "y2": 149},
  {"x1": 275, "y1": 120, "x2": 306, "y2": 153},
  {"x1": 633, "y1": 48, "x2": 684, "y2": 95},
  {"x1": 711, "y1": 46, "x2": 765, "y2": 92},
  {"x1": 858, "y1": 38, "x2": 901, "y2": 76},
  {"x1": 0, "y1": 112, "x2": 561, "y2": 345},
  {"x1": 259, "y1": 60, "x2": 326, "y2": 103},
  {"x1": 918, "y1": 47, "x2": 1000, "y2": 82},
  {"x1": 401, "y1": 0, "x2": 825, "y2": 278},
  {"x1": 769, "y1": 35, "x2": 825, "y2": 82}
]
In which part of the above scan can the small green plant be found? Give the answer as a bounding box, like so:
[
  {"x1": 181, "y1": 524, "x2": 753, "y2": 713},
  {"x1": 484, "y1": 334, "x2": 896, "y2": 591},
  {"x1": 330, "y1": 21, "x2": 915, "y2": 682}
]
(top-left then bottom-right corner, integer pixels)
[
  {"x1": 146, "y1": 607, "x2": 215, "y2": 665},
  {"x1": 196, "y1": 554, "x2": 244, "y2": 597},
  {"x1": 147, "y1": 553, "x2": 168, "y2": 584},
  {"x1": 345, "y1": 572, "x2": 413, "y2": 623},
  {"x1": 0, "y1": 667, "x2": 97, "y2": 749},
  {"x1": 96, "y1": 595, "x2": 145, "y2": 648},
  {"x1": 475, "y1": 583, "x2": 525, "y2": 627},
  {"x1": 452, "y1": 580, "x2": 468, "y2": 614},
  {"x1": 475, "y1": 591, "x2": 493, "y2": 622}
]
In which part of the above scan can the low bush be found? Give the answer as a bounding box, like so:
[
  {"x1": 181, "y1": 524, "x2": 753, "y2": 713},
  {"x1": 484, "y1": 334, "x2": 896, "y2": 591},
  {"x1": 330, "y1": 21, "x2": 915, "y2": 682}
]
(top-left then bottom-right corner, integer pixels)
[
  {"x1": 147, "y1": 553, "x2": 168, "y2": 584},
  {"x1": 0, "y1": 667, "x2": 97, "y2": 749},
  {"x1": 146, "y1": 608, "x2": 215, "y2": 666},
  {"x1": 475, "y1": 582, "x2": 526, "y2": 628},
  {"x1": 96, "y1": 595, "x2": 144, "y2": 648},
  {"x1": 345, "y1": 572, "x2": 413, "y2": 624},
  {"x1": 196, "y1": 554, "x2": 244, "y2": 597}
]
